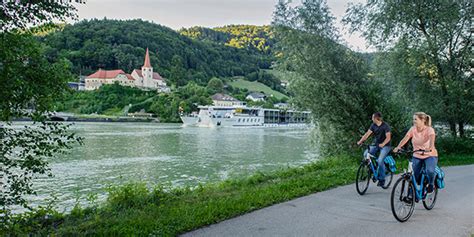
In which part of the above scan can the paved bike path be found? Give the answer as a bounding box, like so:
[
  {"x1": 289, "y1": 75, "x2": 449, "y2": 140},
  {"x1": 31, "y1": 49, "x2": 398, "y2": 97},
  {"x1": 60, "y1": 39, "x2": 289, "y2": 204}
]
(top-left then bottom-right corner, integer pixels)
[{"x1": 183, "y1": 165, "x2": 474, "y2": 237}]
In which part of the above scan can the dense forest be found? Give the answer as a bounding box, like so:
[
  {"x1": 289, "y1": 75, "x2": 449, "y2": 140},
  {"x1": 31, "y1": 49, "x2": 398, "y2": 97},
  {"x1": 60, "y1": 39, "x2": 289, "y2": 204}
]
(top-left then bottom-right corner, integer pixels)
[
  {"x1": 179, "y1": 25, "x2": 274, "y2": 54},
  {"x1": 39, "y1": 19, "x2": 273, "y2": 85}
]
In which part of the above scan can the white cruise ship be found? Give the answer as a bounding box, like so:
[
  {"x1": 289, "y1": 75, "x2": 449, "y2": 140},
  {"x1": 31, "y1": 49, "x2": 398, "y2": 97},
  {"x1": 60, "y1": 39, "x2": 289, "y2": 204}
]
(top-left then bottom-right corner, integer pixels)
[{"x1": 180, "y1": 105, "x2": 311, "y2": 127}]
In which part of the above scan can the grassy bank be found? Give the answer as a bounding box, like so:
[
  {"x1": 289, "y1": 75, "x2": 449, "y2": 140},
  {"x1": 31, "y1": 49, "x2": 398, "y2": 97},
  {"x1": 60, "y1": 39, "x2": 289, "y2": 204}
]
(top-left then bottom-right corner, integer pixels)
[
  {"x1": 228, "y1": 77, "x2": 288, "y2": 100},
  {"x1": 4, "y1": 152, "x2": 473, "y2": 236}
]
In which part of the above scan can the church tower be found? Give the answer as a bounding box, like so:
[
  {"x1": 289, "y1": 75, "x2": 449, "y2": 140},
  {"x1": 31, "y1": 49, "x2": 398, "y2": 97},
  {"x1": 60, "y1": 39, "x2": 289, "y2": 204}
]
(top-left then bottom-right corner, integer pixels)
[{"x1": 141, "y1": 48, "x2": 153, "y2": 88}]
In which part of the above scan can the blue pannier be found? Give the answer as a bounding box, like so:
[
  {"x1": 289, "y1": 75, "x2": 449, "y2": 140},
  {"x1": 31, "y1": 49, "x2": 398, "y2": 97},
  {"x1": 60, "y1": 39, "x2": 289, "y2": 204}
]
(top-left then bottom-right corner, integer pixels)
[
  {"x1": 384, "y1": 155, "x2": 397, "y2": 172},
  {"x1": 435, "y1": 166, "x2": 445, "y2": 189}
]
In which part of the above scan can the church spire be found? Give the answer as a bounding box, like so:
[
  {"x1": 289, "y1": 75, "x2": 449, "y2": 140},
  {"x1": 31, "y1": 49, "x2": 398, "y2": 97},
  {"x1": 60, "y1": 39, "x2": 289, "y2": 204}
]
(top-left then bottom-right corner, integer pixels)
[{"x1": 143, "y1": 48, "x2": 152, "y2": 68}]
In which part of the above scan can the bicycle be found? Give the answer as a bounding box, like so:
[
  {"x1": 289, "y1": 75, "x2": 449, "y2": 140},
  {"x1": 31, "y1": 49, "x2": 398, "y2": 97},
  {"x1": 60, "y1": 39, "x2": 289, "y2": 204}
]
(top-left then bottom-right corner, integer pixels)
[
  {"x1": 356, "y1": 144, "x2": 395, "y2": 195},
  {"x1": 390, "y1": 149, "x2": 439, "y2": 222}
]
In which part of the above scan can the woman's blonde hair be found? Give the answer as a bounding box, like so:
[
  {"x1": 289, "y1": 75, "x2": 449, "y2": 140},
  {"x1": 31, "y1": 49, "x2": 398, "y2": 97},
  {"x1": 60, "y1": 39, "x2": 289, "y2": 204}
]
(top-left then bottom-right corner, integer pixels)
[{"x1": 414, "y1": 112, "x2": 432, "y2": 127}]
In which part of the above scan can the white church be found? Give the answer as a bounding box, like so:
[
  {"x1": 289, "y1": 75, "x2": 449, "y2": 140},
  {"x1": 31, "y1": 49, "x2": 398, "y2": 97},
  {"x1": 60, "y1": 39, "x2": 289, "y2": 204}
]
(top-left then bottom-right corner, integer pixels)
[{"x1": 85, "y1": 48, "x2": 170, "y2": 92}]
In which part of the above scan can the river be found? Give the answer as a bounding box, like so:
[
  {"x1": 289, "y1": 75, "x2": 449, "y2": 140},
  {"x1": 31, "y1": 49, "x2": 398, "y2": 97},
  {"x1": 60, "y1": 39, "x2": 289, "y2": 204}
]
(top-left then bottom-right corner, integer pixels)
[{"x1": 13, "y1": 122, "x2": 318, "y2": 211}]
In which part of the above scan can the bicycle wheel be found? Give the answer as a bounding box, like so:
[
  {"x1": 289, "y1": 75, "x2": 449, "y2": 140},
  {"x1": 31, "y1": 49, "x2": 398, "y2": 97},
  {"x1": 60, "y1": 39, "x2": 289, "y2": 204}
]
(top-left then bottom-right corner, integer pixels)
[
  {"x1": 356, "y1": 163, "x2": 371, "y2": 195},
  {"x1": 382, "y1": 170, "x2": 393, "y2": 189},
  {"x1": 423, "y1": 183, "x2": 438, "y2": 210},
  {"x1": 391, "y1": 177, "x2": 415, "y2": 222}
]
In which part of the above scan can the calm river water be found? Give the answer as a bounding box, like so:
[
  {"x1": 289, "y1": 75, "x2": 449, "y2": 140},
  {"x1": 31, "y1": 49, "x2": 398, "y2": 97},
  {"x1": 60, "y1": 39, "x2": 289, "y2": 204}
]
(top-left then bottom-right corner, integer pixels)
[{"x1": 12, "y1": 122, "x2": 318, "y2": 211}]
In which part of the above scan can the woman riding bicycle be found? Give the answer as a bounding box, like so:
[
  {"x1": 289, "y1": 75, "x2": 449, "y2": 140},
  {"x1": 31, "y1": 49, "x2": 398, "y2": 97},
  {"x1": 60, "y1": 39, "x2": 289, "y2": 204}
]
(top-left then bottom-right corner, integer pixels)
[
  {"x1": 357, "y1": 112, "x2": 392, "y2": 187},
  {"x1": 393, "y1": 112, "x2": 438, "y2": 193}
]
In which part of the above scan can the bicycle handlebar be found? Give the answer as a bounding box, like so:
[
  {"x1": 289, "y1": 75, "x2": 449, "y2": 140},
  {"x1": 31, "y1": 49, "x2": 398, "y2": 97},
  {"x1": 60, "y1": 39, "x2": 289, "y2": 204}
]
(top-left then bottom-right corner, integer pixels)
[
  {"x1": 395, "y1": 148, "x2": 431, "y2": 157},
  {"x1": 358, "y1": 143, "x2": 431, "y2": 157},
  {"x1": 358, "y1": 143, "x2": 374, "y2": 149}
]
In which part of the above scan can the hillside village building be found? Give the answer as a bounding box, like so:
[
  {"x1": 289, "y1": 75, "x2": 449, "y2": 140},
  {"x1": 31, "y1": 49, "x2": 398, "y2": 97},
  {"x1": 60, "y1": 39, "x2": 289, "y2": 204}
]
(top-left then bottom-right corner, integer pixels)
[
  {"x1": 85, "y1": 48, "x2": 170, "y2": 92},
  {"x1": 211, "y1": 93, "x2": 245, "y2": 107},
  {"x1": 246, "y1": 92, "x2": 266, "y2": 102}
]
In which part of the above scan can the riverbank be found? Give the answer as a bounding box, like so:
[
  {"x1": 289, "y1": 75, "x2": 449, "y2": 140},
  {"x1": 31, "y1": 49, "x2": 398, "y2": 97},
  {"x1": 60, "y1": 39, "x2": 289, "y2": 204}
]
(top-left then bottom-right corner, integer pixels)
[
  {"x1": 3, "y1": 152, "x2": 473, "y2": 236},
  {"x1": 14, "y1": 114, "x2": 163, "y2": 123}
]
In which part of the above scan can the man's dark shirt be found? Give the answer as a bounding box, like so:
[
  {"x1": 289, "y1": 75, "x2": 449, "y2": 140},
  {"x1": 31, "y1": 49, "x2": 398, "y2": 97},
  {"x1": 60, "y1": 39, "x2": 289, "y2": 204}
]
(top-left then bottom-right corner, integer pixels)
[{"x1": 369, "y1": 122, "x2": 391, "y2": 146}]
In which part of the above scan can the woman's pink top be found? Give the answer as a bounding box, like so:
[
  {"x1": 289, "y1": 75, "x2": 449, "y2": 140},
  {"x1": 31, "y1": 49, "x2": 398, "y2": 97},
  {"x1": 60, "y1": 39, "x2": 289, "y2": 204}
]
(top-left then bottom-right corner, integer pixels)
[{"x1": 407, "y1": 126, "x2": 438, "y2": 159}]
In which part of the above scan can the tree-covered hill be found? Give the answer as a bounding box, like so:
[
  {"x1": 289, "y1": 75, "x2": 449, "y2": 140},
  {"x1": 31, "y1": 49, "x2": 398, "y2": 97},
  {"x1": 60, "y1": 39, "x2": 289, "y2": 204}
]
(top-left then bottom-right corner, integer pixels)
[
  {"x1": 39, "y1": 19, "x2": 273, "y2": 85},
  {"x1": 179, "y1": 25, "x2": 274, "y2": 54}
]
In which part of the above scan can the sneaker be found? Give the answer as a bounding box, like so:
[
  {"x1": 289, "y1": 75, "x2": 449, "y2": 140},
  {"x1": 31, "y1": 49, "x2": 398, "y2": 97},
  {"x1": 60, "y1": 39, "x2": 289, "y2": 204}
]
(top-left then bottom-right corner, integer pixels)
[
  {"x1": 402, "y1": 196, "x2": 412, "y2": 204},
  {"x1": 407, "y1": 190, "x2": 418, "y2": 202},
  {"x1": 427, "y1": 184, "x2": 434, "y2": 193},
  {"x1": 377, "y1": 180, "x2": 385, "y2": 187}
]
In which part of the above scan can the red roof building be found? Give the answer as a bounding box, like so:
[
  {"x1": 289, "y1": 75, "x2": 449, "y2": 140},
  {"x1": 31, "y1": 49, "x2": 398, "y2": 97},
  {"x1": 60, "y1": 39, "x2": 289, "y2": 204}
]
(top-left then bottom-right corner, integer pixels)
[
  {"x1": 85, "y1": 48, "x2": 169, "y2": 92},
  {"x1": 132, "y1": 69, "x2": 164, "y2": 80},
  {"x1": 86, "y1": 69, "x2": 126, "y2": 79}
]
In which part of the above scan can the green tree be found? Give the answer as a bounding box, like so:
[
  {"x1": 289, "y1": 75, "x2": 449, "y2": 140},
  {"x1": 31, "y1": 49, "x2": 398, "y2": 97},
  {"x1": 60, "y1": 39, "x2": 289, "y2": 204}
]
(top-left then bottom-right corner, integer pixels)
[
  {"x1": 169, "y1": 55, "x2": 187, "y2": 86},
  {"x1": 179, "y1": 25, "x2": 275, "y2": 54},
  {"x1": 1, "y1": 1, "x2": 77, "y2": 32},
  {"x1": 272, "y1": 0, "x2": 406, "y2": 154},
  {"x1": 0, "y1": 1, "x2": 82, "y2": 228},
  {"x1": 344, "y1": 0, "x2": 473, "y2": 137},
  {"x1": 206, "y1": 77, "x2": 224, "y2": 94}
]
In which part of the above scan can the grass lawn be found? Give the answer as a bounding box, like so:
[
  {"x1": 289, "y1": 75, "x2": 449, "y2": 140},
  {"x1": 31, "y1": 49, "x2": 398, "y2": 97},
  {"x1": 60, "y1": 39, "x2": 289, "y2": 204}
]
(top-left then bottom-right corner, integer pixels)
[{"x1": 228, "y1": 77, "x2": 288, "y2": 100}]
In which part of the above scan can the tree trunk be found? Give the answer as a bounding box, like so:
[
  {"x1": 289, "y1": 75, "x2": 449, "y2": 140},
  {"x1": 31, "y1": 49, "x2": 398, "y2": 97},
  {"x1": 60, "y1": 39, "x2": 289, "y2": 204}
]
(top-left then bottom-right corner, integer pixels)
[
  {"x1": 449, "y1": 122, "x2": 457, "y2": 137},
  {"x1": 458, "y1": 121, "x2": 465, "y2": 138}
]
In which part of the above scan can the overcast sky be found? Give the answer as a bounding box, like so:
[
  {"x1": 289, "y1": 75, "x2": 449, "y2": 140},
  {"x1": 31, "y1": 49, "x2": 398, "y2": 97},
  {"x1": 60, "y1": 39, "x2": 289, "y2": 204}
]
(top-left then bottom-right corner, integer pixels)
[{"x1": 74, "y1": 0, "x2": 371, "y2": 52}]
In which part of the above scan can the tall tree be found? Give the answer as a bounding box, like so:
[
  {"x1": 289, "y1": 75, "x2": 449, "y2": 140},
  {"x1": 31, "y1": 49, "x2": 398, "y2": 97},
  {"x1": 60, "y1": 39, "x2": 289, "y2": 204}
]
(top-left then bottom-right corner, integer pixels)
[
  {"x1": 0, "y1": 1, "x2": 77, "y2": 32},
  {"x1": 344, "y1": 0, "x2": 473, "y2": 137},
  {"x1": 272, "y1": 0, "x2": 406, "y2": 154},
  {"x1": 0, "y1": 1, "x2": 82, "y2": 228}
]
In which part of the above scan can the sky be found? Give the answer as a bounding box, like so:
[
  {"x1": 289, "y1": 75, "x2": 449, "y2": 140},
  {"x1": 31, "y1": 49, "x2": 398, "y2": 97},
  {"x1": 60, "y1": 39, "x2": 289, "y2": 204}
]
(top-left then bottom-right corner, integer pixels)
[{"x1": 74, "y1": 0, "x2": 371, "y2": 52}]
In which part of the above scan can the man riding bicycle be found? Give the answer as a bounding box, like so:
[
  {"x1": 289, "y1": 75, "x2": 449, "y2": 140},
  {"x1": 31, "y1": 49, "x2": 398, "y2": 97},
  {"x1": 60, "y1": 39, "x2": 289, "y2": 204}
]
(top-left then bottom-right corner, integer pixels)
[{"x1": 357, "y1": 112, "x2": 392, "y2": 187}]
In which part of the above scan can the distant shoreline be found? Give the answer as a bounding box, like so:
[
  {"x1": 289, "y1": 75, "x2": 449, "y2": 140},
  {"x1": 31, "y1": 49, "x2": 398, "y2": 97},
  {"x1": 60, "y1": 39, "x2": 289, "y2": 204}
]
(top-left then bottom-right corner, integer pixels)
[{"x1": 14, "y1": 115, "x2": 181, "y2": 123}]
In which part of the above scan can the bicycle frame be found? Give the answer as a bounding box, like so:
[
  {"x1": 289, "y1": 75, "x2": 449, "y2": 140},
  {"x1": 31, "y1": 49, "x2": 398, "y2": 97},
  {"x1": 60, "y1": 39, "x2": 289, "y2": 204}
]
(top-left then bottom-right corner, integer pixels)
[
  {"x1": 364, "y1": 152, "x2": 379, "y2": 181},
  {"x1": 403, "y1": 171, "x2": 426, "y2": 200},
  {"x1": 400, "y1": 156, "x2": 428, "y2": 200}
]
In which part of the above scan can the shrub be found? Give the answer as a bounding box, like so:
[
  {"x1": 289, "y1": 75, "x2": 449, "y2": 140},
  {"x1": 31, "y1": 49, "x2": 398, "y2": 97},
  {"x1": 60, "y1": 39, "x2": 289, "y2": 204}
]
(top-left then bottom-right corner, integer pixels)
[{"x1": 436, "y1": 137, "x2": 474, "y2": 155}]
